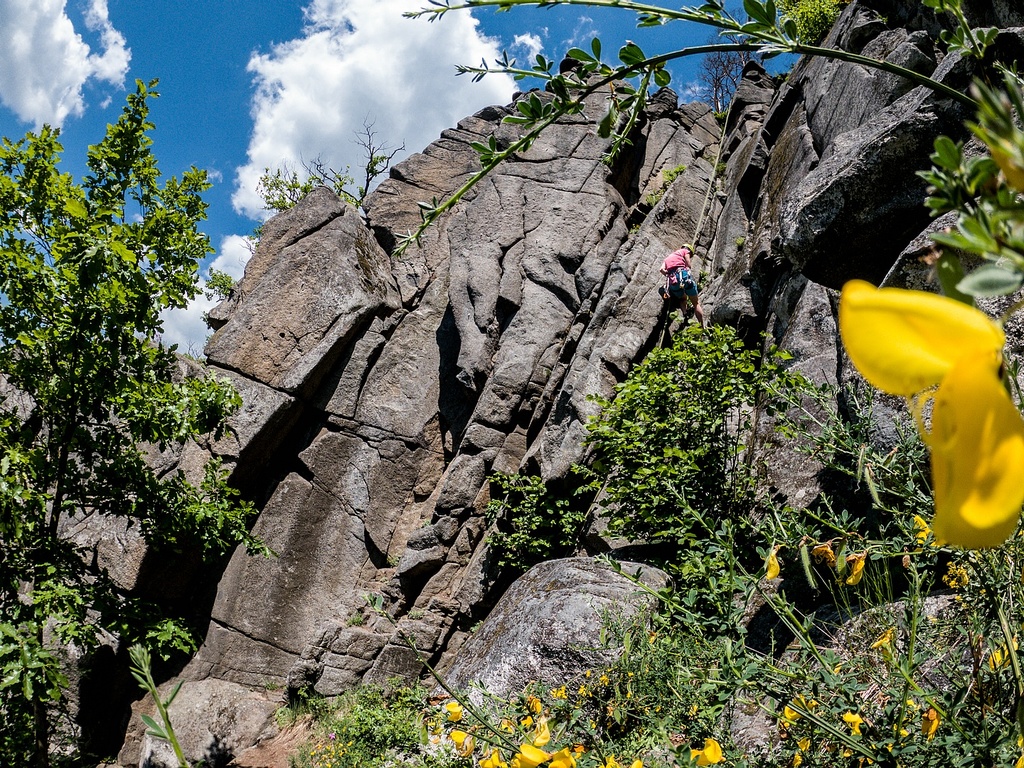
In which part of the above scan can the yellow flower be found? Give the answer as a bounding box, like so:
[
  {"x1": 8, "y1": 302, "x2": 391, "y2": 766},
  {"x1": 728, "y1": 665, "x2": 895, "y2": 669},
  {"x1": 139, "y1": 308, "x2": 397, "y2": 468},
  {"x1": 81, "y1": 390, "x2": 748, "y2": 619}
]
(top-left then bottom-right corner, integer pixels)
[
  {"x1": 512, "y1": 744, "x2": 551, "y2": 768},
  {"x1": 921, "y1": 707, "x2": 939, "y2": 740},
  {"x1": 690, "y1": 738, "x2": 724, "y2": 766},
  {"x1": 500, "y1": 719, "x2": 515, "y2": 733},
  {"x1": 602, "y1": 757, "x2": 622, "y2": 768},
  {"x1": 629, "y1": 761, "x2": 642, "y2": 768},
  {"x1": 797, "y1": 737, "x2": 811, "y2": 752},
  {"x1": 549, "y1": 747, "x2": 576, "y2": 768},
  {"x1": 811, "y1": 543, "x2": 836, "y2": 567},
  {"x1": 913, "y1": 515, "x2": 932, "y2": 543},
  {"x1": 531, "y1": 718, "x2": 552, "y2": 747},
  {"x1": 839, "y1": 280, "x2": 1024, "y2": 548},
  {"x1": 445, "y1": 701, "x2": 464, "y2": 722},
  {"x1": 989, "y1": 638, "x2": 1018, "y2": 669},
  {"x1": 521, "y1": 716, "x2": 534, "y2": 728},
  {"x1": 766, "y1": 546, "x2": 781, "y2": 580},
  {"x1": 527, "y1": 695, "x2": 543, "y2": 715},
  {"x1": 551, "y1": 685, "x2": 568, "y2": 700},
  {"x1": 843, "y1": 712, "x2": 864, "y2": 735},
  {"x1": 482, "y1": 750, "x2": 509, "y2": 768},
  {"x1": 845, "y1": 552, "x2": 866, "y2": 585},
  {"x1": 449, "y1": 730, "x2": 475, "y2": 757},
  {"x1": 871, "y1": 628, "x2": 895, "y2": 652}
]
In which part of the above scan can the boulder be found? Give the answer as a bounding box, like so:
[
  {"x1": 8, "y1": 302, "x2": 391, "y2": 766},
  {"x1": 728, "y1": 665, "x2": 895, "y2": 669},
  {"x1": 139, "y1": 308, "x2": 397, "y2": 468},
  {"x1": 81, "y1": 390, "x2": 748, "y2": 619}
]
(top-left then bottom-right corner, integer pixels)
[
  {"x1": 441, "y1": 558, "x2": 669, "y2": 701},
  {"x1": 118, "y1": 679, "x2": 279, "y2": 768}
]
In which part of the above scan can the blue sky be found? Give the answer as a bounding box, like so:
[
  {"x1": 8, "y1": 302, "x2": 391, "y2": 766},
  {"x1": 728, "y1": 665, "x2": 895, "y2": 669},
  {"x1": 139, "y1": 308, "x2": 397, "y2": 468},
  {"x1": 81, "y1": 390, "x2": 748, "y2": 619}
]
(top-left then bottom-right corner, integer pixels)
[{"x1": 0, "y1": 0, "x2": 743, "y2": 353}]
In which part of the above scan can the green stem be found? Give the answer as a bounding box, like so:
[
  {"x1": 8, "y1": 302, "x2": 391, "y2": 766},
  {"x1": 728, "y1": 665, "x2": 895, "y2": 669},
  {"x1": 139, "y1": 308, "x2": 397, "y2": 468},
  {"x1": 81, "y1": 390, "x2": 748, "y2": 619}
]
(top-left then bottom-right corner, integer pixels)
[{"x1": 411, "y1": 0, "x2": 978, "y2": 108}]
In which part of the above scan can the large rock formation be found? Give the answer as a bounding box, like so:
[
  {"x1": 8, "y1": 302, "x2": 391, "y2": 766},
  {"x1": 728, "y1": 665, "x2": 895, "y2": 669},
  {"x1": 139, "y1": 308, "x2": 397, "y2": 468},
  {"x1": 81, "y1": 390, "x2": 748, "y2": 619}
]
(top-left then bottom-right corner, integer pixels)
[{"x1": 111, "y1": 0, "x2": 1024, "y2": 763}]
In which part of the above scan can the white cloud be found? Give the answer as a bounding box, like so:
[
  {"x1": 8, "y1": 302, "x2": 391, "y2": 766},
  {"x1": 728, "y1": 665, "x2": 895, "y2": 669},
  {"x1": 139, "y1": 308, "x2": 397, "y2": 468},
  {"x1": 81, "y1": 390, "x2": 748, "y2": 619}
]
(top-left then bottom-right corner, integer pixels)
[
  {"x1": 232, "y1": 0, "x2": 516, "y2": 220},
  {"x1": 513, "y1": 33, "x2": 544, "y2": 63},
  {"x1": 210, "y1": 234, "x2": 254, "y2": 281},
  {"x1": 679, "y1": 80, "x2": 704, "y2": 103},
  {"x1": 565, "y1": 15, "x2": 600, "y2": 50},
  {"x1": 159, "y1": 291, "x2": 217, "y2": 358},
  {"x1": 0, "y1": 0, "x2": 130, "y2": 128},
  {"x1": 159, "y1": 235, "x2": 254, "y2": 355}
]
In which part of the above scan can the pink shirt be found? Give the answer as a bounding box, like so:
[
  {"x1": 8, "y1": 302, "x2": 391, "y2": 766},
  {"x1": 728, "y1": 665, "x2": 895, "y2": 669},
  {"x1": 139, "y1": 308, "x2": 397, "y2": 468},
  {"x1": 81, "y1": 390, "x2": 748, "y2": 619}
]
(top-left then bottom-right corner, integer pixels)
[{"x1": 662, "y1": 249, "x2": 691, "y2": 273}]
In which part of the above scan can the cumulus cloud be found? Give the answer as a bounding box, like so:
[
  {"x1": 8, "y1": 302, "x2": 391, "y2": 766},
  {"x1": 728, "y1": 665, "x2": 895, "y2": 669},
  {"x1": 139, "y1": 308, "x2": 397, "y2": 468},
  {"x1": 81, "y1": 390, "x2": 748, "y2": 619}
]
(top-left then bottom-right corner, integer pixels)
[
  {"x1": 210, "y1": 234, "x2": 255, "y2": 281},
  {"x1": 513, "y1": 33, "x2": 544, "y2": 62},
  {"x1": 158, "y1": 235, "x2": 254, "y2": 354},
  {"x1": 232, "y1": 0, "x2": 516, "y2": 220},
  {"x1": 159, "y1": 291, "x2": 218, "y2": 358},
  {"x1": 0, "y1": 0, "x2": 130, "y2": 128}
]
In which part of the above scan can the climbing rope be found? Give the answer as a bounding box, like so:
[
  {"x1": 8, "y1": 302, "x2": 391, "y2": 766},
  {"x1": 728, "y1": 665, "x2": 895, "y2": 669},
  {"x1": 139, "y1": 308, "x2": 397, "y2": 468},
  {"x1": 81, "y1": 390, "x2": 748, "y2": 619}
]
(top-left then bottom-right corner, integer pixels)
[
  {"x1": 690, "y1": 97, "x2": 736, "y2": 258},
  {"x1": 658, "y1": 96, "x2": 735, "y2": 344}
]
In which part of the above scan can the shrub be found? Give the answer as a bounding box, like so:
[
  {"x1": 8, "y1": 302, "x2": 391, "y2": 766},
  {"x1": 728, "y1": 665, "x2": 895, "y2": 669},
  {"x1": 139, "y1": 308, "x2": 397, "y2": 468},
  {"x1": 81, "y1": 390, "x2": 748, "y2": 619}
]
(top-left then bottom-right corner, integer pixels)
[
  {"x1": 289, "y1": 685, "x2": 430, "y2": 768},
  {"x1": 776, "y1": 0, "x2": 844, "y2": 43},
  {"x1": 486, "y1": 473, "x2": 590, "y2": 575}
]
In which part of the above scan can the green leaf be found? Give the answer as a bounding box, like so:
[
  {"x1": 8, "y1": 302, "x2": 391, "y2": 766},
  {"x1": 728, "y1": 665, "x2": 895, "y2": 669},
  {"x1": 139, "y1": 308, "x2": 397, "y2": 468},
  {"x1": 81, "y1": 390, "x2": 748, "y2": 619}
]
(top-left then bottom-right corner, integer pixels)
[
  {"x1": 935, "y1": 251, "x2": 974, "y2": 305},
  {"x1": 141, "y1": 713, "x2": 165, "y2": 734},
  {"x1": 163, "y1": 679, "x2": 183, "y2": 708},
  {"x1": 65, "y1": 198, "x2": 87, "y2": 219},
  {"x1": 957, "y1": 263, "x2": 1024, "y2": 297},
  {"x1": 618, "y1": 42, "x2": 646, "y2": 67},
  {"x1": 742, "y1": 0, "x2": 773, "y2": 27},
  {"x1": 932, "y1": 135, "x2": 962, "y2": 171}
]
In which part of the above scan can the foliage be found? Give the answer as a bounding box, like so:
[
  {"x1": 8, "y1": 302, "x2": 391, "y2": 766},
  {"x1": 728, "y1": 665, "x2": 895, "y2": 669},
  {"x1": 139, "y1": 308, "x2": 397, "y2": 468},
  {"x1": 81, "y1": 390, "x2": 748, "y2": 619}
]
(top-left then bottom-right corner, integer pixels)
[
  {"x1": 289, "y1": 685, "x2": 437, "y2": 768},
  {"x1": 128, "y1": 645, "x2": 188, "y2": 768},
  {"x1": 203, "y1": 268, "x2": 237, "y2": 301},
  {"x1": 396, "y1": 602, "x2": 732, "y2": 768},
  {"x1": 643, "y1": 164, "x2": 688, "y2": 208},
  {"x1": 0, "y1": 80, "x2": 266, "y2": 766},
  {"x1": 256, "y1": 120, "x2": 403, "y2": 215},
  {"x1": 775, "y1": 0, "x2": 845, "y2": 44},
  {"x1": 920, "y1": 71, "x2": 1024, "y2": 300},
  {"x1": 257, "y1": 161, "x2": 356, "y2": 212},
  {"x1": 486, "y1": 473, "x2": 590, "y2": 575}
]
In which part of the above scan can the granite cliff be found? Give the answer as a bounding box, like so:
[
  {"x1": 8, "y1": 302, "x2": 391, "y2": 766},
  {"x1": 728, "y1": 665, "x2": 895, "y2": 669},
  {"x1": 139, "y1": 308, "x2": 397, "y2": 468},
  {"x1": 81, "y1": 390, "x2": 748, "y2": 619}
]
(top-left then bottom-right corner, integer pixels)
[{"x1": 102, "y1": 0, "x2": 1024, "y2": 764}]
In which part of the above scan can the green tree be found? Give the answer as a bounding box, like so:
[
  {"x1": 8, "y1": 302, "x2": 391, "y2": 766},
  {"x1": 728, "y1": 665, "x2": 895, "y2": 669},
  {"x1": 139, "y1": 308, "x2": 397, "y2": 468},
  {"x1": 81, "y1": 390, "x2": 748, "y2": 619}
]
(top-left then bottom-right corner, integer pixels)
[
  {"x1": 255, "y1": 119, "x2": 403, "y2": 215},
  {"x1": 0, "y1": 80, "x2": 266, "y2": 767}
]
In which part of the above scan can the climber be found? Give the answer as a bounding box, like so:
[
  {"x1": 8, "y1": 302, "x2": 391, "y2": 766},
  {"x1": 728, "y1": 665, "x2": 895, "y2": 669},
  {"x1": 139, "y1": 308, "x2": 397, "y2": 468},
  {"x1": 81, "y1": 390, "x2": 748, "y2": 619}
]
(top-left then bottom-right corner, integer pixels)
[{"x1": 659, "y1": 244, "x2": 705, "y2": 328}]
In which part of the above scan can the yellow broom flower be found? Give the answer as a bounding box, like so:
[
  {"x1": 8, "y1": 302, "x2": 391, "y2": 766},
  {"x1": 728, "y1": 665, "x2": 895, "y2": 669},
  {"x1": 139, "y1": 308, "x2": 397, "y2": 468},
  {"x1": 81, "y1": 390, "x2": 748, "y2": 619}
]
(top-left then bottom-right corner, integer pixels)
[
  {"x1": 843, "y1": 712, "x2": 864, "y2": 735},
  {"x1": 921, "y1": 707, "x2": 939, "y2": 740},
  {"x1": 512, "y1": 744, "x2": 551, "y2": 768},
  {"x1": 766, "y1": 546, "x2": 781, "y2": 580},
  {"x1": 839, "y1": 280, "x2": 1024, "y2": 548},
  {"x1": 845, "y1": 552, "x2": 866, "y2": 585},
  {"x1": 690, "y1": 738, "x2": 724, "y2": 766}
]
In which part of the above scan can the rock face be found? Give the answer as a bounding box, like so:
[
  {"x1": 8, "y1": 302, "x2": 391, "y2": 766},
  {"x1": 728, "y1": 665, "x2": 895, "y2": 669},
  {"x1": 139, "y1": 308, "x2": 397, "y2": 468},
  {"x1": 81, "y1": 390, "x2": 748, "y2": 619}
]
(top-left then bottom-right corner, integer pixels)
[
  {"x1": 110, "y1": 0, "x2": 1024, "y2": 763},
  {"x1": 442, "y1": 558, "x2": 670, "y2": 702}
]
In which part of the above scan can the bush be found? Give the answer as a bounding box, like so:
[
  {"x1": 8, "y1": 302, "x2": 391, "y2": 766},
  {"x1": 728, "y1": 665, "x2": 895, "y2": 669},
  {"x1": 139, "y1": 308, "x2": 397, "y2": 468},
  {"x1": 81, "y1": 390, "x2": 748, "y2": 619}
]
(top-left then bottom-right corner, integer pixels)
[
  {"x1": 486, "y1": 473, "x2": 590, "y2": 576},
  {"x1": 288, "y1": 685, "x2": 432, "y2": 768},
  {"x1": 777, "y1": 0, "x2": 844, "y2": 43},
  {"x1": 581, "y1": 325, "x2": 804, "y2": 623}
]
